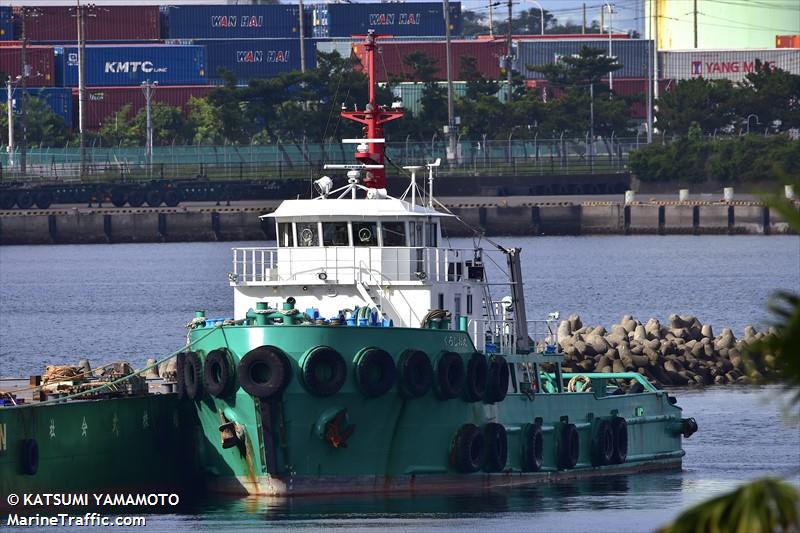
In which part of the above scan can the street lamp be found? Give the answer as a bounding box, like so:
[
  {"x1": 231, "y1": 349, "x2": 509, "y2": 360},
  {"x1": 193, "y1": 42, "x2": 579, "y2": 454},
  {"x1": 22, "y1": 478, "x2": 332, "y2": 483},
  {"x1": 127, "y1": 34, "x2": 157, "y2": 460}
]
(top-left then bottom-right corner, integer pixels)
[
  {"x1": 6, "y1": 75, "x2": 22, "y2": 169},
  {"x1": 746, "y1": 114, "x2": 760, "y2": 134},
  {"x1": 528, "y1": 0, "x2": 545, "y2": 35}
]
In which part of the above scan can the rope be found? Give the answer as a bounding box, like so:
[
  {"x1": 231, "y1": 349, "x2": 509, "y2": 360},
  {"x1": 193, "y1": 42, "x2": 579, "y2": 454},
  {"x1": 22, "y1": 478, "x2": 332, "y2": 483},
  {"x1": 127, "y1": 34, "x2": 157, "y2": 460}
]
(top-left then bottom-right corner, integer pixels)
[
  {"x1": 6, "y1": 327, "x2": 217, "y2": 408},
  {"x1": 420, "y1": 309, "x2": 451, "y2": 328}
]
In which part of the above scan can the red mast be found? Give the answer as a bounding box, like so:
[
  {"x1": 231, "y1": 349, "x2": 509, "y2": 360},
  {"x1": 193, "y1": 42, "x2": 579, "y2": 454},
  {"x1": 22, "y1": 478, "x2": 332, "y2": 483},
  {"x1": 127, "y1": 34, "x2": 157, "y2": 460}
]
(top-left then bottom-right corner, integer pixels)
[{"x1": 340, "y1": 30, "x2": 404, "y2": 190}]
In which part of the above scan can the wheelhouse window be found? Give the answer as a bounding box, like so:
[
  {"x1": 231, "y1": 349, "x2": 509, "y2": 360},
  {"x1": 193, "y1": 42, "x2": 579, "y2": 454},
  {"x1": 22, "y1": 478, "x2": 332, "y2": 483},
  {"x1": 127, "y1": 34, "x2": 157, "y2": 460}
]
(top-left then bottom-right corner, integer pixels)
[
  {"x1": 278, "y1": 223, "x2": 292, "y2": 247},
  {"x1": 426, "y1": 222, "x2": 438, "y2": 247},
  {"x1": 296, "y1": 222, "x2": 319, "y2": 247},
  {"x1": 409, "y1": 221, "x2": 424, "y2": 247},
  {"x1": 322, "y1": 222, "x2": 349, "y2": 246},
  {"x1": 352, "y1": 221, "x2": 378, "y2": 247},
  {"x1": 381, "y1": 222, "x2": 406, "y2": 246}
]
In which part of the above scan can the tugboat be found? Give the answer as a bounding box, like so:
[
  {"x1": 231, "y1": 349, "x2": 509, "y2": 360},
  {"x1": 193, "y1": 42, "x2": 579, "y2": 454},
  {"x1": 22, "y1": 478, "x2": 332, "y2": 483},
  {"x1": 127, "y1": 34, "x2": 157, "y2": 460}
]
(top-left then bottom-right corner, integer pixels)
[{"x1": 183, "y1": 31, "x2": 698, "y2": 496}]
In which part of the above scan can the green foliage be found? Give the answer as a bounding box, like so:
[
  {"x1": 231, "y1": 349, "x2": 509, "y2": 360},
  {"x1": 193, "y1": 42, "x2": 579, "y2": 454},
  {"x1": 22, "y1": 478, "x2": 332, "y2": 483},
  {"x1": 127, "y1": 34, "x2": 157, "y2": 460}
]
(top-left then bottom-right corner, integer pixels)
[
  {"x1": 494, "y1": 8, "x2": 556, "y2": 35},
  {"x1": 133, "y1": 103, "x2": 187, "y2": 146},
  {"x1": 0, "y1": 97, "x2": 72, "y2": 146},
  {"x1": 658, "y1": 477, "x2": 799, "y2": 533},
  {"x1": 187, "y1": 97, "x2": 223, "y2": 145},
  {"x1": 629, "y1": 135, "x2": 800, "y2": 183},
  {"x1": 98, "y1": 104, "x2": 140, "y2": 147},
  {"x1": 530, "y1": 46, "x2": 622, "y2": 88}
]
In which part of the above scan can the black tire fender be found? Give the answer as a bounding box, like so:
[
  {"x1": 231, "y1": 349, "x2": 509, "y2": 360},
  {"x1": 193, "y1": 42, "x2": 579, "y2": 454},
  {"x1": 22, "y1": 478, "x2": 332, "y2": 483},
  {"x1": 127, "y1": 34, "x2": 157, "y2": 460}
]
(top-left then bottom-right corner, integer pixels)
[
  {"x1": 463, "y1": 352, "x2": 488, "y2": 402},
  {"x1": 301, "y1": 346, "x2": 346, "y2": 397},
  {"x1": 486, "y1": 355, "x2": 509, "y2": 403},
  {"x1": 522, "y1": 423, "x2": 544, "y2": 472},
  {"x1": 435, "y1": 351, "x2": 465, "y2": 400},
  {"x1": 175, "y1": 352, "x2": 187, "y2": 400},
  {"x1": 559, "y1": 423, "x2": 580, "y2": 469},
  {"x1": 611, "y1": 417, "x2": 628, "y2": 464},
  {"x1": 183, "y1": 351, "x2": 203, "y2": 400},
  {"x1": 593, "y1": 419, "x2": 615, "y2": 466},
  {"x1": 451, "y1": 423, "x2": 484, "y2": 473},
  {"x1": 397, "y1": 349, "x2": 432, "y2": 398},
  {"x1": 21, "y1": 438, "x2": 39, "y2": 475},
  {"x1": 483, "y1": 422, "x2": 508, "y2": 472},
  {"x1": 238, "y1": 345, "x2": 292, "y2": 399},
  {"x1": 354, "y1": 347, "x2": 396, "y2": 398},
  {"x1": 204, "y1": 348, "x2": 236, "y2": 398}
]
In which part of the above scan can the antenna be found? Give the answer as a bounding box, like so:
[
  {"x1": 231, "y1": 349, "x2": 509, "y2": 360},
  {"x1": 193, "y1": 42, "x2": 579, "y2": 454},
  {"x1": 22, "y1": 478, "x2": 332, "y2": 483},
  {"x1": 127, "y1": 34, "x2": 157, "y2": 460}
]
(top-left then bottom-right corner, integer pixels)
[{"x1": 426, "y1": 158, "x2": 441, "y2": 208}]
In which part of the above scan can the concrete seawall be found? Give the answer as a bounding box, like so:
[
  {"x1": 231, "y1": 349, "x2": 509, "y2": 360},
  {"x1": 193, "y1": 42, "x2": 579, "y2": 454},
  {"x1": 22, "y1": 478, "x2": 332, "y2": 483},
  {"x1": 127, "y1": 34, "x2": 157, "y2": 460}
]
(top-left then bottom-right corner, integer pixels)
[{"x1": 0, "y1": 201, "x2": 794, "y2": 245}]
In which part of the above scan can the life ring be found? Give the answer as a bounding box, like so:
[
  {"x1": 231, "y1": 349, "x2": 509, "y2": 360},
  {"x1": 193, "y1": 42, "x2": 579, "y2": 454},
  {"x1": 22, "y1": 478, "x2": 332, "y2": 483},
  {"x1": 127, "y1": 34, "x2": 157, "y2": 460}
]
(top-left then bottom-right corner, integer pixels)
[
  {"x1": 611, "y1": 417, "x2": 628, "y2": 464},
  {"x1": 592, "y1": 419, "x2": 615, "y2": 466},
  {"x1": 301, "y1": 346, "x2": 346, "y2": 397},
  {"x1": 451, "y1": 423, "x2": 484, "y2": 473},
  {"x1": 238, "y1": 345, "x2": 292, "y2": 399},
  {"x1": 21, "y1": 438, "x2": 39, "y2": 475},
  {"x1": 483, "y1": 422, "x2": 508, "y2": 472},
  {"x1": 559, "y1": 423, "x2": 580, "y2": 469},
  {"x1": 204, "y1": 348, "x2": 236, "y2": 398},
  {"x1": 397, "y1": 350, "x2": 433, "y2": 398},
  {"x1": 354, "y1": 347, "x2": 396, "y2": 398},
  {"x1": 183, "y1": 351, "x2": 203, "y2": 400},
  {"x1": 175, "y1": 352, "x2": 187, "y2": 400},
  {"x1": 522, "y1": 423, "x2": 544, "y2": 472},
  {"x1": 567, "y1": 374, "x2": 592, "y2": 392},
  {"x1": 486, "y1": 355, "x2": 509, "y2": 403},
  {"x1": 435, "y1": 351, "x2": 465, "y2": 400},
  {"x1": 463, "y1": 352, "x2": 488, "y2": 402}
]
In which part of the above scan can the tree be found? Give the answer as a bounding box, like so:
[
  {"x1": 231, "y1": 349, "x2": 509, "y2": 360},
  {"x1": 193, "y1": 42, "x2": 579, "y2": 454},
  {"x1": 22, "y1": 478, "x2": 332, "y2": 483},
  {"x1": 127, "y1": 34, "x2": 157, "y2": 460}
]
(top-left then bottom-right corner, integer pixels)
[
  {"x1": 495, "y1": 8, "x2": 556, "y2": 35},
  {"x1": 133, "y1": 102, "x2": 188, "y2": 146},
  {"x1": 461, "y1": 10, "x2": 489, "y2": 37},
  {"x1": 186, "y1": 97, "x2": 224, "y2": 145},
  {"x1": 656, "y1": 78, "x2": 737, "y2": 135},
  {"x1": 0, "y1": 97, "x2": 72, "y2": 146},
  {"x1": 737, "y1": 61, "x2": 800, "y2": 132},
  {"x1": 98, "y1": 104, "x2": 140, "y2": 147}
]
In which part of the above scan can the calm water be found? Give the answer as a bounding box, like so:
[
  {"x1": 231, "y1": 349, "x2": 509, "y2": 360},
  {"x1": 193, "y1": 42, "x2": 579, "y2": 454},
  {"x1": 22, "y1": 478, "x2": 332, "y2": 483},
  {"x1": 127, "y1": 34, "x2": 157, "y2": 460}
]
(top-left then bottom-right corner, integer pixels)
[{"x1": 1, "y1": 236, "x2": 799, "y2": 532}]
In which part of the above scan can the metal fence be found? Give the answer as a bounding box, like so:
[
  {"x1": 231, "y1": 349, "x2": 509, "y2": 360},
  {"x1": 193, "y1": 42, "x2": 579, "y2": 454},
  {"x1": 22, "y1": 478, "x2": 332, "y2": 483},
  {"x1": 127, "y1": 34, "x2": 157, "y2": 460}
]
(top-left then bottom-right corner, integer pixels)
[{"x1": 0, "y1": 135, "x2": 641, "y2": 183}]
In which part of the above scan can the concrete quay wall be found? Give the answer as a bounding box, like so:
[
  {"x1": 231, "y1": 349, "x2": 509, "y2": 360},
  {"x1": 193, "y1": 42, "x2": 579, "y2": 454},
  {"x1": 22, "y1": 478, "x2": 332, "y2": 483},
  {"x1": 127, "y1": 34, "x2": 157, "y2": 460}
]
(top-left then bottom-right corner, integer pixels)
[{"x1": 0, "y1": 202, "x2": 794, "y2": 245}]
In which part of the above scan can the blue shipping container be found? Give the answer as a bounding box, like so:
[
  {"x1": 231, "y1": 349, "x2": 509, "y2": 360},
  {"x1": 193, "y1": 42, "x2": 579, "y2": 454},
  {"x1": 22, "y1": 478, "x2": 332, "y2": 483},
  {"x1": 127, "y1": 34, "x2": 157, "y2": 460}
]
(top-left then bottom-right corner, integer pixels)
[
  {"x1": 200, "y1": 39, "x2": 315, "y2": 81},
  {"x1": 164, "y1": 5, "x2": 310, "y2": 39},
  {"x1": 1, "y1": 87, "x2": 73, "y2": 126},
  {"x1": 0, "y1": 6, "x2": 12, "y2": 40},
  {"x1": 55, "y1": 45, "x2": 206, "y2": 87},
  {"x1": 313, "y1": 2, "x2": 461, "y2": 38}
]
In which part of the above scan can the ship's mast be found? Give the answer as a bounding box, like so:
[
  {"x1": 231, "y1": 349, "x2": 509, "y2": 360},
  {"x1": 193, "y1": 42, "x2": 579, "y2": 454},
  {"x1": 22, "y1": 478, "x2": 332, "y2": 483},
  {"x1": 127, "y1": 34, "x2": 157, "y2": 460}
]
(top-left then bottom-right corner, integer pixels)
[{"x1": 340, "y1": 30, "x2": 404, "y2": 190}]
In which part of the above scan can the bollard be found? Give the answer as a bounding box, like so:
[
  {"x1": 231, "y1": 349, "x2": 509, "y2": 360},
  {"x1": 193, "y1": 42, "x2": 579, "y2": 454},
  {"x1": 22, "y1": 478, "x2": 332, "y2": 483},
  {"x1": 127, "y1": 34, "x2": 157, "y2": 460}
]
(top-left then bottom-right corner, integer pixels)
[
  {"x1": 678, "y1": 189, "x2": 689, "y2": 202},
  {"x1": 723, "y1": 187, "x2": 734, "y2": 202},
  {"x1": 786, "y1": 185, "x2": 796, "y2": 200},
  {"x1": 624, "y1": 190, "x2": 635, "y2": 205},
  {"x1": 145, "y1": 358, "x2": 160, "y2": 379}
]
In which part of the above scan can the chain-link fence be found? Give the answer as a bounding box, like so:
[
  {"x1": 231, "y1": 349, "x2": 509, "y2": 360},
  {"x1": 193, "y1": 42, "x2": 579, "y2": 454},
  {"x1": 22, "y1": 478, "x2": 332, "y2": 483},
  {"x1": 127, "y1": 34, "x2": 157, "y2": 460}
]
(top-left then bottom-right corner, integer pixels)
[{"x1": 0, "y1": 135, "x2": 642, "y2": 183}]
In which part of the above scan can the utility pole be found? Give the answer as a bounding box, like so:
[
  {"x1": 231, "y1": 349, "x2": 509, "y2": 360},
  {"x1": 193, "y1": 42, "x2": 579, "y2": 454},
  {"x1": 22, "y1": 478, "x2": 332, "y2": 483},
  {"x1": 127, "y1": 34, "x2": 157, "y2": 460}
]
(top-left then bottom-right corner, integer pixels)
[
  {"x1": 19, "y1": 8, "x2": 31, "y2": 175},
  {"x1": 582, "y1": 3, "x2": 586, "y2": 34},
  {"x1": 506, "y1": 0, "x2": 513, "y2": 103},
  {"x1": 646, "y1": 0, "x2": 654, "y2": 143},
  {"x1": 444, "y1": 0, "x2": 456, "y2": 162},
  {"x1": 653, "y1": 0, "x2": 659, "y2": 102},
  {"x1": 298, "y1": 0, "x2": 306, "y2": 72},
  {"x1": 488, "y1": 0, "x2": 494, "y2": 36},
  {"x1": 693, "y1": 0, "x2": 698, "y2": 48},
  {"x1": 6, "y1": 79, "x2": 14, "y2": 168},
  {"x1": 76, "y1": 1, "x2": 89, "y2": 177},
  {"x1": 141, "y1": 80, "x2": 157, "y2": 175},
  {"x1": 606, "y1": 2, "x2": 614, "y2": 95}
]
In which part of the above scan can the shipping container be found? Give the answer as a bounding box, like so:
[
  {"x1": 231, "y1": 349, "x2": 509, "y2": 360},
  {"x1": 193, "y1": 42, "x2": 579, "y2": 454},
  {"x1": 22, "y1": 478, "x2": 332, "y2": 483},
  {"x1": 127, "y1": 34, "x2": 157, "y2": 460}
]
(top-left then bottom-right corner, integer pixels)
[
  {"x1": 776, "y1": 35, "x2": 800, "y2": 49},
  {"x1": 659, "y1": 49, "x2": 800, "y2": 82},
  {"x1": 18, "y1": 6, "x2": 160, "y2": 42},
  {"x1": 477, "y1": 33, "x2": 631, "y2": 41},
  {"x1": 74, "y1": 85, "x2": 215, "y2": 130},
  {"x1": 0, "y1": 87, "x2": 72, "y2": 126},
  {"x1": 55, "y1": 45, "x2": 206, "y2": 87},
  {"x1": 198, "y1": 39, "x2": 314, "y2": 81},
  {"x1": 0, "y1": 46, "x2": 56, "y2": 86},
  {"x1": 314, "y1": 2, "x2": 461, "y2": 38},
  {"x1": 353, "y1": 40, "x2": 506, "y2": 82},
  {"x1": 514, "y1": 39, "x2": 653, "y2": 80},
  {"x1": 164, "y1": 5, "x2": 309, "y2": 39},
  {"x1": 0, "y1": 6, "x2": 12, "y2": 41},
  {"x1": 315, "y1": 39, "x2": 355, "y2": 62},
  {"x1": 388, "y1": 80, "x2": 509, "y2": 115}
]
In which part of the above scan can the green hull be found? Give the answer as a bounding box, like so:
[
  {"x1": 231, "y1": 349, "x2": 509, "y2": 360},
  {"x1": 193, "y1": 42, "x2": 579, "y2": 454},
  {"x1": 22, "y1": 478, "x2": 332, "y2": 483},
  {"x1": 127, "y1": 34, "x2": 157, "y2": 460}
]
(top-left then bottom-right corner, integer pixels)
[
  {"x1": 0, "y1": 394, "x2": 198, "y2": 508},
  {"x1": 188, "y1": 323, "x2": 687, "y2": 496}
]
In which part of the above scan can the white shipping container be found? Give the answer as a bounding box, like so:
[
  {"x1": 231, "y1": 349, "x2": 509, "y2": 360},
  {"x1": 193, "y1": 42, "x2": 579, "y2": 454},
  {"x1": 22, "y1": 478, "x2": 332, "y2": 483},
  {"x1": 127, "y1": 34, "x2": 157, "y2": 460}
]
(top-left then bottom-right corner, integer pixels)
[{"x1": 660, "y1": 49, "x2": 800, "y2": 82}]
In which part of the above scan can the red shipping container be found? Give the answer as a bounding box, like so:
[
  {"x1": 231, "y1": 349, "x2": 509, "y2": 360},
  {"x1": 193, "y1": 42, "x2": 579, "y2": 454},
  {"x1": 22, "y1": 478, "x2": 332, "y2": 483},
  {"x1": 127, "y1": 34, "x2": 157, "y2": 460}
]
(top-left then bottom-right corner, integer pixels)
[
  {"x1": 0, "y1": 46, "x2": 55, "y2": 86},
  {"x1": 776, "y1": 35, "x2": 800, "y2": 48},
  {"x1": 17, "y1": 6, "x2": 160, "y2": 42},
  {"x1": 74, "y1": 86, "x2": 215, "y2": 130},
  {"x1": 353, "y1": 40, "x2": 507, "y2": 82}
]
